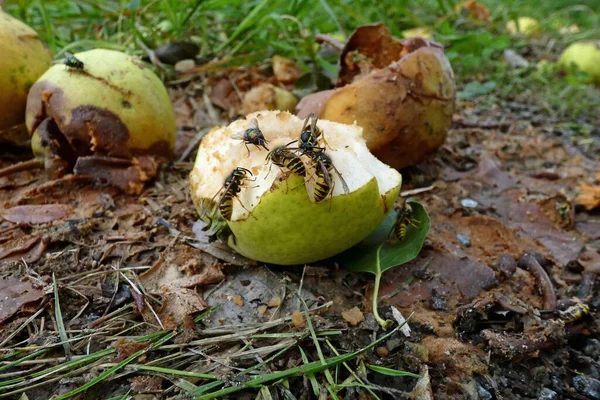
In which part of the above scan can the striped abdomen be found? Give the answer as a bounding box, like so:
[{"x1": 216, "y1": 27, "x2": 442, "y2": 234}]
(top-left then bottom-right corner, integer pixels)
[
  {"x1": 281, "y1": 155, "x2": 306, "y2": 176},
  {"x1": 313, "y1": 170, "x2": 332, "y2": 203},
  {"x1": 218, "y1": 193, "x2": 235, "y2": 220}
]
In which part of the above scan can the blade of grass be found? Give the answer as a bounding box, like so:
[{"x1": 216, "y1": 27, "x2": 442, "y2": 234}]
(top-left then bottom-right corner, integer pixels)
[
  {"x1": 52, "y1": 331, "x2": 176, "y2": 400},
  {"x1": 299, "y1": 346, "x2": 321, "y2": 396},
  {"x1": 192, "y1": 324, "x2": 403, "y2": 399},
  {"x1": 53, "y1": 273, "x2": 72, "y2": 359},
  {"x1": 215, "y1": 0, "x2": 271, "y2": 53}
]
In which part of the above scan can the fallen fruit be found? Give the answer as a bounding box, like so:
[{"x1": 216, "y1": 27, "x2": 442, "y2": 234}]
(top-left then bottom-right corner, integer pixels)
[
  {"x1": 558, "y1": 40, "x2": 600, "y2": 84},
  {"x1": 0, "y1": 9, "x2": 52, "y2": 143},
  {"x1": 241, "y1": 83, "x2": 298, "y2": 114},
  {"x1": 506, "y1": 17, "x2": 541, "y2": 36},
  {"x1": 23, "y1": 49, "x2": 176, "y2": 194},
  {"x1": 296, "y1": 23, "x2": 455, "y2": 170},
  {"x1": 190, "y1": 111, "x2": 402, "y2": 265},
  {"x1": 401, "y1": 27, "x2": 432, "y2": 39}
]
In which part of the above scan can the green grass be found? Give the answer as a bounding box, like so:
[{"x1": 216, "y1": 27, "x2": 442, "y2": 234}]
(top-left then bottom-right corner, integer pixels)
[{"x1": 5, "y1": 0, "x2": 599, "y2": 122}]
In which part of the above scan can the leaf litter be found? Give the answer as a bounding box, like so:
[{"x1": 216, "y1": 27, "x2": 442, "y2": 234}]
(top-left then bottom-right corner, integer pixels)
[{"x1": 0, "y1": 39, "x2": 598, "y2": 400}]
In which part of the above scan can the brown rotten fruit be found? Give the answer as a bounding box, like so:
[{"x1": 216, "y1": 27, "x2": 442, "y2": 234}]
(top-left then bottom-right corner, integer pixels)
[
  {"x1": 297, "y1": 23, "x2": 456, "y2": 170},
  {"x1": 22, "y1": 49, "x2": 176, "y2": 194}
]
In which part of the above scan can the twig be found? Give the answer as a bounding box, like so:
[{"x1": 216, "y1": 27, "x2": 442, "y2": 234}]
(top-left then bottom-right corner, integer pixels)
[
  {"x1": 0, "y1": 158, "x2": 44, "y2": 178},
  {"x1": 518, "y1": 252, "x2": 557, "y2": 310},
  {"x1": 400, "y1": 185, "x2": 435, "y2": 197}
]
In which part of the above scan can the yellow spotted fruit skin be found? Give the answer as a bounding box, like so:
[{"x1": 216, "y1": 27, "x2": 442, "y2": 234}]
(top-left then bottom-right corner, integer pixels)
[
  {"x1": 558, "y1": 40, "x2": 600, "y2": 84},
  {"x1": 25, "y1": 48, "x2": 176, "y2": 158},
  {"x1": 227, "y1": 174, "x2": 399, "y2": 265},
  {"x1": 0, "y1": 10, "x2": 52, "y2": 135}
]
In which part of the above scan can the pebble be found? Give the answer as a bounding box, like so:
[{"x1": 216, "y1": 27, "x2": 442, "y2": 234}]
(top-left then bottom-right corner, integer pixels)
[
  {"x1": 497, "y1": 254, "x2": 517, "y2": 279},
  {"x1": 537, "y1": 388, "x2": 558, "y2": 400},
  {"x1": 477, "y1": 385, "x2": 493, "y2": 400},
  {"x1": 429, "y1": 288, "x2": 448, "y2": 311},
  {"x1": 573, "y1": 375, "x2": 600, "y2": 400},
  {"x1": 460, "y1": 198, "x2": 479, "y2": 208},
  {"x1": 457, "y1": 234, "x2": 471, "y2": 247},
  {"x1": 584, "y1": 339, "x2": 600, "y2": 359}
]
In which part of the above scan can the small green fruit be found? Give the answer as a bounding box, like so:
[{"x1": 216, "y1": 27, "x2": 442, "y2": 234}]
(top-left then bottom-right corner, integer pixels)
[
  {"x1": 402, "y1": 27, "x2": 432, "y2": 39},
  {"x1": 25, "y1": 49, "x2": 176, "y2": 193},
  {"x1": 506, "y1": 17, "x2": 542, "y2": 36},
  {"x1": 558, "y1": 40, "x2": 600, "y2": 84},
  {"x1": 0, "y1": 9, "x2": 52, "y2": 140},
  {"x1": 190, "y1": 111, "x2": 402, "y2": 265}
]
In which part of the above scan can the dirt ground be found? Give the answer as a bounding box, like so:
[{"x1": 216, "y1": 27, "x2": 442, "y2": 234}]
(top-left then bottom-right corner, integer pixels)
[{"x1": 0, "y1": 92, "x2": 599, "y2": 399}]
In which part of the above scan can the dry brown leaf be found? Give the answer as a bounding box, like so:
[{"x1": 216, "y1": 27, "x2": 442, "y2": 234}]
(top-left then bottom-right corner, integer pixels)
[
  {"x1": 0, "y1": 277, "x2": 44, "y2": 324},
  {"x1": 1, "y1": 204, "x2": 72, "y2": 224},
  {"x1": 272, "y1": 55, "x2": 302, "y2": 84},
  {"x1": 576, "y1": 184, "x2": 600, "y2": 210},
  {"x1": 0, "y1": 236, "x2": 47, "y2": 263},
  {"x1": 455, "y1": 0, "x2": 491, "y2": 21},
  {"x1": 129, "y1": 375, "x2": 163, "y2": 394},
  {"x1": 139, "y1": 245, "x2": 224, "y2": 327},
  {"x1": 341, "y1": 306, "x2": 364, "y2": 326}
]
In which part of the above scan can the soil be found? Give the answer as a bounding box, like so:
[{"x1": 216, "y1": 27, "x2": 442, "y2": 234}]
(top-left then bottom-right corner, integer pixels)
[{"x1": 0, "y1": 91, "x2": 599, "y2": 398}]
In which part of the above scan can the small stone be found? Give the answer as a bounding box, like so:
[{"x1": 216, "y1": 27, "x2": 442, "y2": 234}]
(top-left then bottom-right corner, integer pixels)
[
  {"x1": 174, "y1": 59, "x2": 196, "y2": 73},
  {"x1": 497, "y1": 254, "x2": 517, "y2": 279},
  {"x1": 477, "y1": 385, "x2": 493, "y2": 400},
  {"x1": 573, "y1": 375, "x2": 600, "y2": 400},
  {"x1": 457, "y1": 234, "x2": 471, "y2": 247},
  {"x1": 430, "y1": 288, "x2": 448, "y2": 311},
  {"x1": 231, "y1": 295, "x2": 244, "y2": 307},
  {"x1": 538, "y1": 388, "x2": 558, "y2": 400},
  {"x1": 291, "y1": 310, "x2": 304, "y2": 327},
  {"x1": 460, "y1": 198, "x2": 479, "y2": 208},
  {"x1": 341, "y1": 307, "x2": 365, "y2": 326},
  {"x1": 375, "y1": 346, "x2": 389, "y2": 358},
  {"x1": 268, "y1": 296, "x2": 281, "y2": 307},
  {"x1": 257, "y1": 305, "x2": 268, "y2": 315},
  {"x1": 584, "y1": 339, "x2": 600, "y2": 359}
]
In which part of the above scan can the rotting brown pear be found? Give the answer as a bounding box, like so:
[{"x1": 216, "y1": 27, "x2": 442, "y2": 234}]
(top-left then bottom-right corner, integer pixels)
[
  {"x1": 23, "y1": 48, "x2": 176, "y2": 194},
  {"x1": 296, "y1": 23, "x2": 456, "y2": 170},
  {"x1": 0, "y1": 9, "x2": 52, "y2": 145}
]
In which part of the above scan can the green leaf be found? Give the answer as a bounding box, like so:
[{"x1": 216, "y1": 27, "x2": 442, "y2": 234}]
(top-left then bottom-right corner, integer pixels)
[
  {"x1": 366, "y1": 364, "x2": 420, "y2": 378},
  {"x1": 340, "y1": 199, "x2": 430, "y2": 275},
  {"x1": 338, "y1": 199, "x2": 429, "y2": 328},
  {"x1": 458, "y1": 80, "x2": 497, "y2": 100}
]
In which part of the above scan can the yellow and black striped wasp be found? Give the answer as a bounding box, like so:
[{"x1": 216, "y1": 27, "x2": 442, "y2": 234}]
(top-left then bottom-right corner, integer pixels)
[
  {"x1": 298, "y1": 113, "x2": 324, "y2": 153},
  {"x1": 200, "y1": 167, "x2": 255, "y2": 221},
  {"x1": 391, "y1": 203, "x2": 420, "y2": 241},
  {"x1": 231, "y1": 118, "x2": 269, "y2": 156},
  {"x1": 558, "y1": 301, "x2": 590, "y2": 323},
  {"x1": 265, "y1": 141, "x2": 306, "y2": 177},
  {"x1": 307, "y1": 150, "x2": 349, "y2": 204}
]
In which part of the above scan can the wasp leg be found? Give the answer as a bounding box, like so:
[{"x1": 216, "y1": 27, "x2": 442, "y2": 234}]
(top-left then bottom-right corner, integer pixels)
[{"x1": 236, "y1": 198, "x2": 258, "y2": 220}]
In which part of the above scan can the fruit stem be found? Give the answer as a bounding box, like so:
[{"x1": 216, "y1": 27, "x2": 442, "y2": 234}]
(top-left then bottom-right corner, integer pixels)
[
  {"x1": 0, "y1": 158, "x2": 44, "y2": 178},
  {"x1": 373, "y1": 245, "x2": 394, "y2": 330}
]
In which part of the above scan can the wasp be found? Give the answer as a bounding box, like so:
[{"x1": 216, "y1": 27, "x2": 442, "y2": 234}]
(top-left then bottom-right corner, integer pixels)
[
  {"x1": 231, "y1": 118, "x2": 269, "y2": 156},
  {"x1": 559, "y1": 302, "x2": 590, "y2": 323},
  {"x1": 391, "y1": 204, "x2": 420, "y2": 241},
  {"x1": 265, "y1": 141, "x2": 306, "y2": 177},
  {"x1": 63, "y1": 52, "x2": 84, "y2": 70},
  {"x1": 200, "y1": 167, "x2": 254, "y2": 221},
  {"x1": 297, "y1": 113, "x2": 326, "y2": 155},
  {"x1": 307, "y1": 150, "x2": 349, "y2": 204}
]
